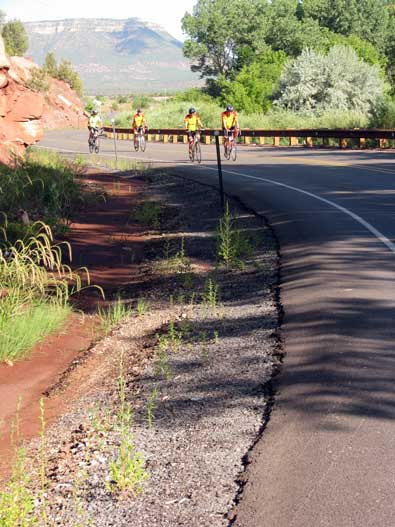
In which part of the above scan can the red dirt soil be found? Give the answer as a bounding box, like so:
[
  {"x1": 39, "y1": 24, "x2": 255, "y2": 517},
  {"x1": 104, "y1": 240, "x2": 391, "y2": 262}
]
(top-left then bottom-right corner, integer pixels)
[{"x1": 0, "y1": 168, "x2": 144, "y2": 477}]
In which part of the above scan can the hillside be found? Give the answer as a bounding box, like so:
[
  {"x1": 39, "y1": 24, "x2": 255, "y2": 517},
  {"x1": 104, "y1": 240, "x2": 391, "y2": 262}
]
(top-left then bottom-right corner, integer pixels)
[{"x1": 24, "y1": 18, "x2": 200, "y2": 94}]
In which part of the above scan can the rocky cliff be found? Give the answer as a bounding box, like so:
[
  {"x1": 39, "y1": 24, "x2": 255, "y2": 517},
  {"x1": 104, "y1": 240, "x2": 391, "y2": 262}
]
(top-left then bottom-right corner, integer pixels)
[
  {"x1": 0, "y1": 37, "x2": 44, "y2": 164},
  {"x1": 0, "y1": 36, "x2": 86, "y2": 165}
]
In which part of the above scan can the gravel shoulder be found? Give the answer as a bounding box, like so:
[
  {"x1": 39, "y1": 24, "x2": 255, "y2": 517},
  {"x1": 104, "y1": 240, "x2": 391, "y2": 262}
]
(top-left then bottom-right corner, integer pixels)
[{"x1": 20, "y1": 169, "x2": 282, "y2": 526}]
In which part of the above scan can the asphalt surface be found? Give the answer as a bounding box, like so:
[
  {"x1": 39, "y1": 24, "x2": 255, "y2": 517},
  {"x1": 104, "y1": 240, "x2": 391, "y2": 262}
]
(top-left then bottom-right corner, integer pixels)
[{"x1": 39, "y1": 130, "x2": 395, "y2": 526}]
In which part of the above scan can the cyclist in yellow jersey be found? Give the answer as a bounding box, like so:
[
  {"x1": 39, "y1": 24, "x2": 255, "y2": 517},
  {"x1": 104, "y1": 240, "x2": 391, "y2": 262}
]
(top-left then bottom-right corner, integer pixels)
[
  {"x1": 222, "y1": 105, "x2": 239, "y2": 152},
  {"x1": 132, "y1": 108, "x2": 147, "y2": 148},
  {"x1": 87, "y1": 109, "x2": 102, "y2": 143},
  {"x1": 184, "y1": 107, "x2": 203, "y2": 155}
]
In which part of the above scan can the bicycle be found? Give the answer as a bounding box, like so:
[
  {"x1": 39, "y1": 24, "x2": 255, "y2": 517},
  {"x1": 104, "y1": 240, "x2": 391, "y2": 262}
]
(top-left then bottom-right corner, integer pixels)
[
  {"x1": 188, "y1": 129, "x2": 203, "y2": 163},
  {"x1": 134, "y1": 127, "x2": 147, "y2": 152},
  {"x1": 224, "y1": 129, "x2": 240, "y2": 161},
  {"x1": 88, "y1": 127, "x2": 104, "y2": 154}
]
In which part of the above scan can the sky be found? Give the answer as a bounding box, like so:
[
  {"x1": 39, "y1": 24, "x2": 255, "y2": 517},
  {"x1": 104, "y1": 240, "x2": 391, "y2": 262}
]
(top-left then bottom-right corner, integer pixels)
[{"x1": 0, "y1": 0, "x2": 197, "y2": 40}]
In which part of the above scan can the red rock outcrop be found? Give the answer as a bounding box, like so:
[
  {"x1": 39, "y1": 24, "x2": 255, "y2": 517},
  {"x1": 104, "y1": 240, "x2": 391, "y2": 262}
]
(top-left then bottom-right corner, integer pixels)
[
  {"x1": 0, "y1": 37, "x2": 44, "y2": 164},
  {"x1": 0, "y1": 36, "x2": 87, "y2": 165}
]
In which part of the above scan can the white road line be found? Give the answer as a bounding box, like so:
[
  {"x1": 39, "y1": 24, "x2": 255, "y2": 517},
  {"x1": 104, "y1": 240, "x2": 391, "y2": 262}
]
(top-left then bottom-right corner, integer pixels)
[
  {"x1": 37, "y1": 144, "x2": 395, "y2": 255},
  {"x1": 200, "y1": 165, "x2": 395, "y2": 255}
]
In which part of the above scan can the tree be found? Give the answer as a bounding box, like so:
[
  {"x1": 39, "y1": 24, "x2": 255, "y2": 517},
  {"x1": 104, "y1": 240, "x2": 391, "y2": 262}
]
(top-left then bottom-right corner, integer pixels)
[
  {"x1": 300, "y1": 0, "x2": 389, "y2": 52},
  {"x1": 182, "y1": 0, "x2": 269, "y2": 78},
  {"x1": 275, "y1": 45, "x2": 385, "y2": 115},
  {"x1": 218, "y1": 49, "x2": 287, "y2": 113},
  {"x1": 44, "y1": 52, "x2": 58, "y2": 77},
  {"x1": 2, "y1": 20, "x2": 28, "y2": 56}
]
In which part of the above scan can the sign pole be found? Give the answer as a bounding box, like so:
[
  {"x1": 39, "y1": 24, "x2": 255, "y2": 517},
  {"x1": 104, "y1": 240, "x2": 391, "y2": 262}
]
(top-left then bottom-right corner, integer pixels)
[
  {"x1": 111, "y1": 119, "x2": 118, "y2": 168},
  {"x1": 214, "y1": 131, "x2": 225, "y2": 212}
]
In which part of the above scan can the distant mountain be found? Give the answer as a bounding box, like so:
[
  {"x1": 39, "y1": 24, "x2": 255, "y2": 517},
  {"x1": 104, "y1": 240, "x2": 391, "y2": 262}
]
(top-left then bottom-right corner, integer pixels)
[{"x1": 24, "y1": 18, "x2": 200, "y2": 94}]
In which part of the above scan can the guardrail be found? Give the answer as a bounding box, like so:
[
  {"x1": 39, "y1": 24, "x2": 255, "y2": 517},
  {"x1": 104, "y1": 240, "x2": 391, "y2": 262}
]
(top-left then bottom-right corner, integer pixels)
[{"x1": 103, "y1": 127, "x2": 395, "y2": 149}]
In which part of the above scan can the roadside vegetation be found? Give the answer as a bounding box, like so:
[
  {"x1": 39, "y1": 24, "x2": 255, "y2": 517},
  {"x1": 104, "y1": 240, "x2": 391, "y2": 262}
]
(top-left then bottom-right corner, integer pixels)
[
  {"x1": 0, "y1": 150, "x2": 98, "y2": 363},
  {"x1": 87, "y1": 1, "x2": 395, "y2": 130}
]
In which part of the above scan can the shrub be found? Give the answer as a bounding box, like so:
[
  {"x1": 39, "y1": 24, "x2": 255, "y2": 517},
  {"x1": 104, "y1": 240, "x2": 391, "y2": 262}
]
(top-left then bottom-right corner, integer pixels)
[
  {"x1": 26, "y1": 67, "x2": 49, "y2": 93},
  {"x1": 275, "y1": 45, "x2": 385, "y2": 116}
]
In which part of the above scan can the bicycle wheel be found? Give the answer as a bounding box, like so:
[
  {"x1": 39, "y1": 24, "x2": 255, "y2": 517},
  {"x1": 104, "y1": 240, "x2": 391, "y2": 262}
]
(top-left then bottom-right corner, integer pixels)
[
  {"x1": 224, "y1": 144, "x2": 230, "y2": 160},
  {"x1": 89, "y1": 142, "x2": 94, "y2": 153},
  {"x1": 140, "y1": 134, "x2": 146, "y2": 152},
  {"x1": 134, "y1": 140, "x2": 139, "y2": 152},
  {"x1": 195, "y1": 141, "x2": 201, "y2": 163},
  {"x1": 189, "y1": 145, "x2": 194, "y2": 162},
  {"x1": 231, "y1": 142, "x2": 237, "y2": 161}
]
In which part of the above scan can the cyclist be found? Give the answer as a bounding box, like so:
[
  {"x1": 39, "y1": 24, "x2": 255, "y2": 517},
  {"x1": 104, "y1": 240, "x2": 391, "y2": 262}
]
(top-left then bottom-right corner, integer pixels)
[
  {"x1": 222, "y1": 105, "x2": 239, "y2": 152},
  {"x1": 132, "y1": 108, "x2": 147, "y2": 148},
  {"x1": 88, "y1": 109, "x2": 102, "y2": 144},
  {"x1": 184, "y1": 107, "x2": 203, "y2": 155}
]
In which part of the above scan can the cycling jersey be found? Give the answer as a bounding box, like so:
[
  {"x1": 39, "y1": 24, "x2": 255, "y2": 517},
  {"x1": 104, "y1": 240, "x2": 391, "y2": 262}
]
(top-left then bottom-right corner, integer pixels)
[
  {"x1": 132, "y1": 113, "x2": 146, "y2": 128},
  {"x1": 184, "y1": 114, "x2": 202, "y2": 132},
  {"x1": 222, "y1": 111, "x2": 238, "y2": 129},
  {"x1": 88, "y1": 115, "x2": 102, "y2": 128}
]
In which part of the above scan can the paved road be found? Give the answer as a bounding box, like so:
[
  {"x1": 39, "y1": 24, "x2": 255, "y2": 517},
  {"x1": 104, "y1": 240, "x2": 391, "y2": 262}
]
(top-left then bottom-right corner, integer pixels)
[{"x1": 40, "y1": 130, "x2": 395, "y2": 526}]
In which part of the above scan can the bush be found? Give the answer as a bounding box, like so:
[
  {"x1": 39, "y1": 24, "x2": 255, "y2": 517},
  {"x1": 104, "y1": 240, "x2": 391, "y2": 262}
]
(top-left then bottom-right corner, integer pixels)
[
  {"x1": 369, "y1": 97, "x2": 395, "y2": 128},
  {"x1": 56, "y1": 59, "x2": 83, "y2": 96},
  {"x1": 26, "y1": 67, "x2": 49, "y2": 93},
  {"x1": 275, "y1": 45, "x2": 385, "y2": 116}
]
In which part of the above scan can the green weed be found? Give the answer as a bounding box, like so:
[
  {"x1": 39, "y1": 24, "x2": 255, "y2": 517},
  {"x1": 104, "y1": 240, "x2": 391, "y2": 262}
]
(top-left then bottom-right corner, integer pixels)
[
  {"x1": 108, "y1": 351, "x2": 148, "y2": 496},
  {"x1": 130, "y1": 201, "x2": 161, "y2": 229},
  {"x1": 153, "y1": 349, "x2": 172, "y2": 380},
  {"x1": 217, "y1": 201, "x2": 237, "y2": 268},
  {"x1": 146, "y1": 388, "x2": 159, "y2": 428},
  {"x1": 97, "y1": 297, "x2": 133, "y2": 334},
  {"x1": 136, "y1": 297, "x2": 148, "y2": 316},
  {"x1": 202, "y1": 278, "x2": 220, "y2": 311}
]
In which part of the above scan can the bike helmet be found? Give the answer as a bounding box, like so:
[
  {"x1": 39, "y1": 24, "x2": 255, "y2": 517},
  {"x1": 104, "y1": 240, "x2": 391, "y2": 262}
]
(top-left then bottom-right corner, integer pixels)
[
  {"x1": 226, "y1": 105, "x2": 234, "y2": 112},
  {"x1": 137, "y1": 108, "x2": 142, "y2": 112},
  {"x1": 189, "y1": 107, "x2": 196, "y2": 114},
  {"x1": 92, "y1": 109, "x2": 98, "y2": 115}
]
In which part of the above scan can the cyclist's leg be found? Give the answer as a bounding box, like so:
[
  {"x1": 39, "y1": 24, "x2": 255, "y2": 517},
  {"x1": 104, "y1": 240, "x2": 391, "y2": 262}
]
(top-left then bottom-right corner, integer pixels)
[
  {"x1": 223, "y1": 128, "x2": 229, "y2": 150},
  {"x1": 133, "y1": 128, "x2": 138, "y2": 146},
  {"x1": 188, "y1": 131, "x2": 195, "y2": 151}
]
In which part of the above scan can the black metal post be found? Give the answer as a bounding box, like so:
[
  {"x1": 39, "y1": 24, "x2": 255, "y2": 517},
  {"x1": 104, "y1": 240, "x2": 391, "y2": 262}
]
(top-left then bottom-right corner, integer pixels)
[
  {"x1": 215, "y1": 132, "x2": 225, "y2": 212},
  {"x1": 112, "y1": 119, "x2": 118, "y2": 168}
]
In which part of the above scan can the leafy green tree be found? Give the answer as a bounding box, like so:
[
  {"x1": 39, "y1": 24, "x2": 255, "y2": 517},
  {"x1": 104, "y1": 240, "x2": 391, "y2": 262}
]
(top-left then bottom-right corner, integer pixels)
[
  {"x1": 276, "y1": 45, "x2": 385, "y2": 115},
  {"x1": 44, "y1": 52, "x2": 58, "y2": 77},
  {"x1": 218, "y1": 49, "x2": 287, "y2": 113},
  {"x1": 385, "y1": 4, "x2": 395, "y2": 91},
  {"x1": 300, "y1": 0, "x2": 389, "y2": 52},
  {"x1": 182, "y1": 0, "x2": 269, "y2": 78},
  {"x1": 2, "y1": 20, "x2": 28, "y2": 56},
  {"x1": 0, "y1": 10, "x2": 5, "y2": 29}
]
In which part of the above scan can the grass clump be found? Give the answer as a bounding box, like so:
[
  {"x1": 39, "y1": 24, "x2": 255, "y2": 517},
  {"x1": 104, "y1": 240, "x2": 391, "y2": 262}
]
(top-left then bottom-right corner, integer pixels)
[
  {"x1": 0, "y1": 149, "x2": 86, "y2": 241},
  {"x1": 130, "y1": 201, "x2": 161, "y2": 229},
  {"x1": 98, "y1": 296, "x2": 133, "y2": 334},
  {"x1": 0, "y1": 221, "x2": 90, "y2": 362}
]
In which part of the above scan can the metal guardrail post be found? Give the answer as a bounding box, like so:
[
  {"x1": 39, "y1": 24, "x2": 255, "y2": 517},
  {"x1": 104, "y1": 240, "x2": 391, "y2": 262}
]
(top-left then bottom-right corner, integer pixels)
[{"x1": 214, "y1": 131, "x2": 225, "y2": 212}]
